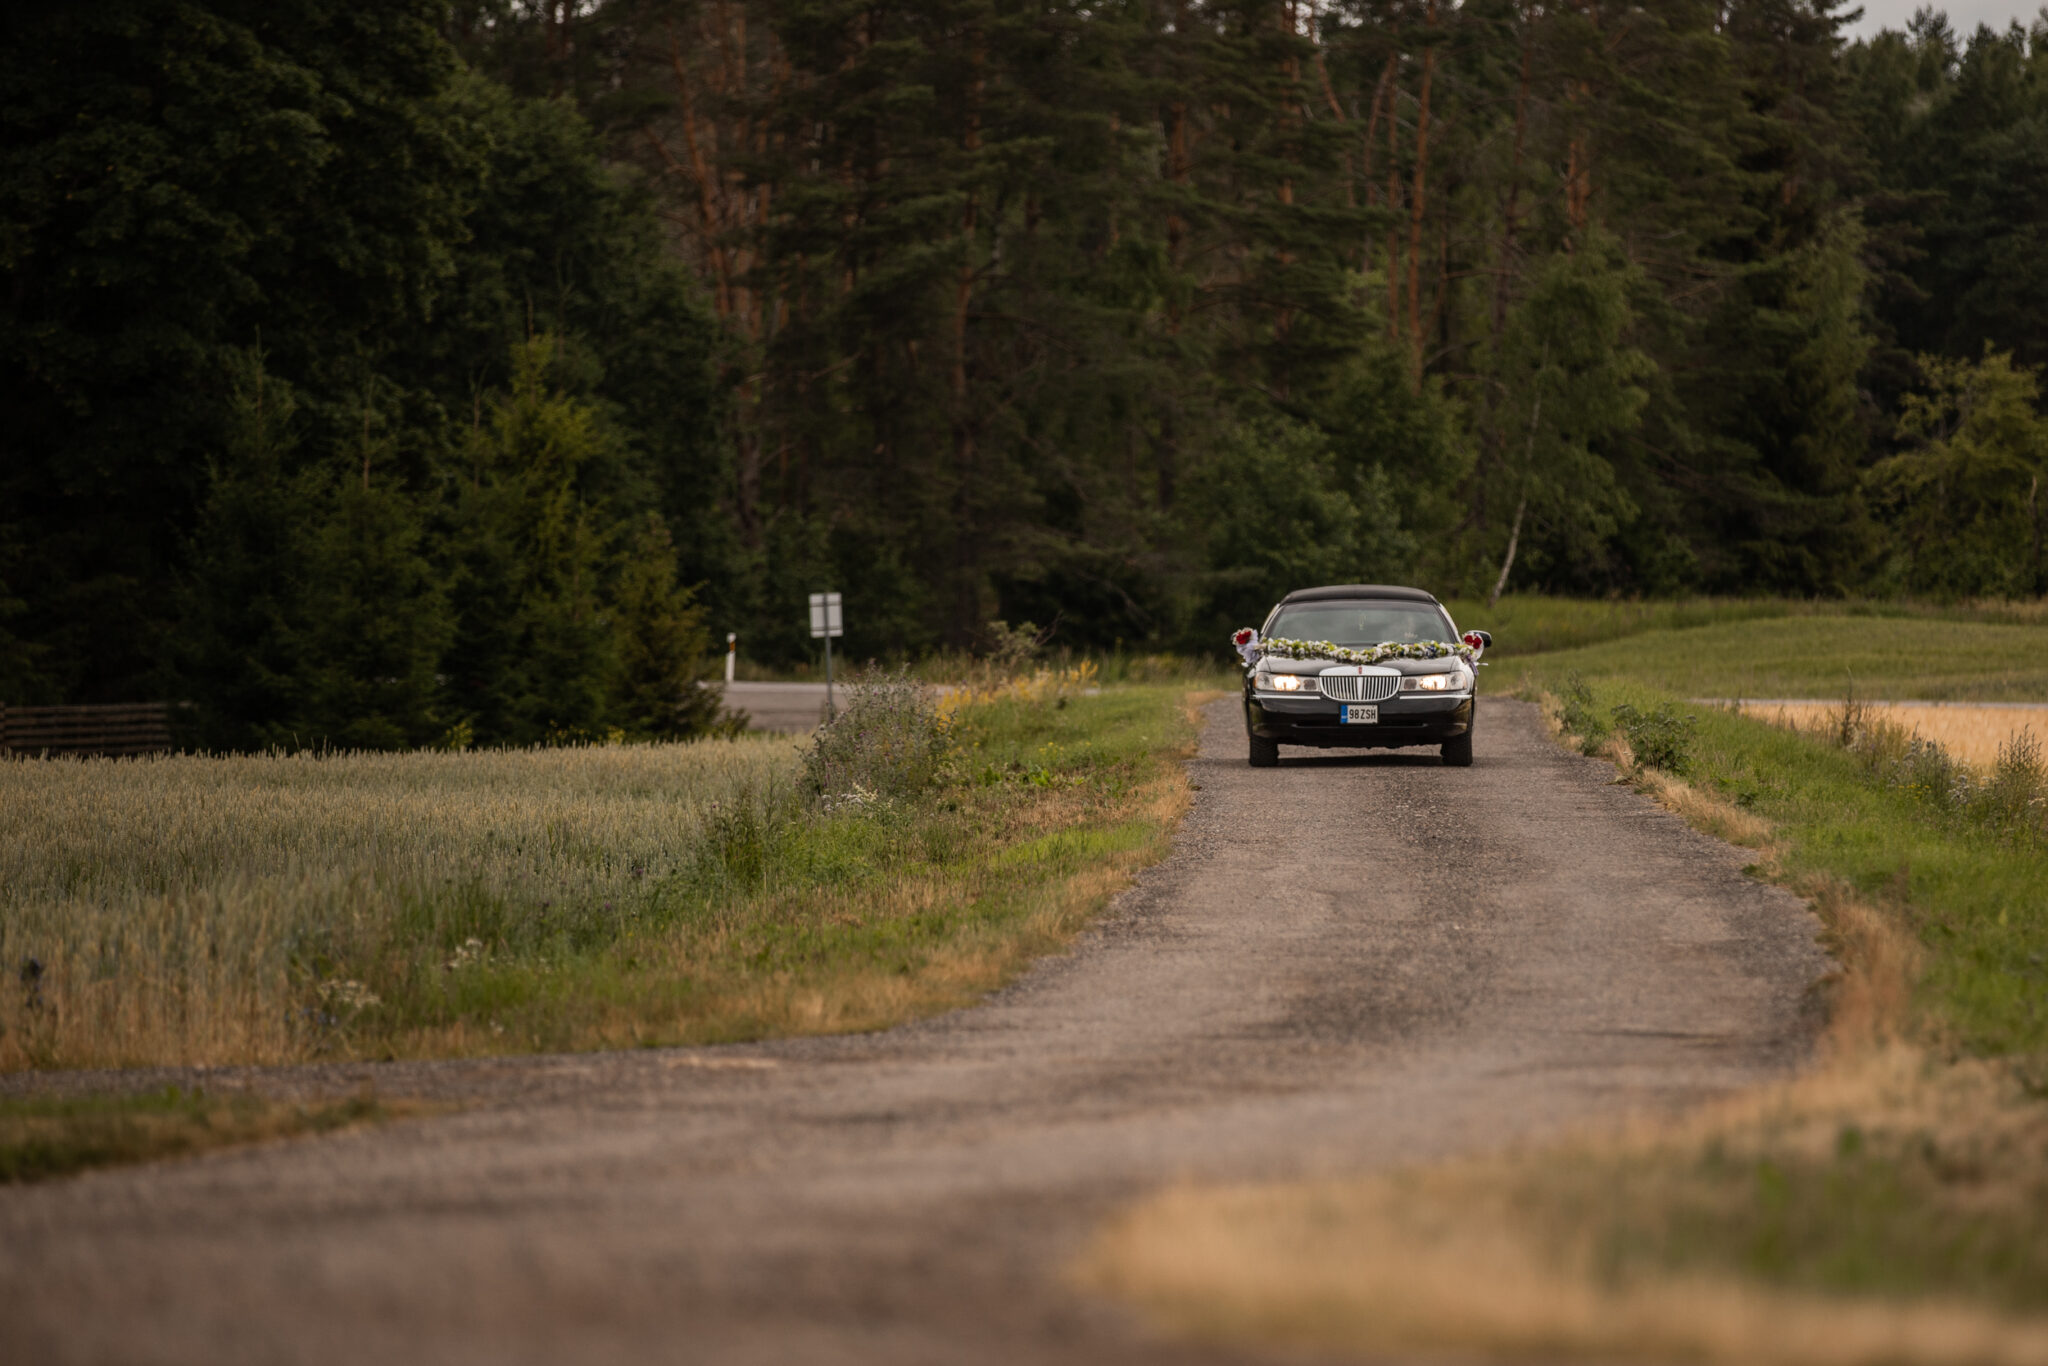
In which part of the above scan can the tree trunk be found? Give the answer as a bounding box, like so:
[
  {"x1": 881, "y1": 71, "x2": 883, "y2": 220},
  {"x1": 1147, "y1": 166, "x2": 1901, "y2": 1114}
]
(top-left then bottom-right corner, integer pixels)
[
  {"x1": 950, "y1": 33, "x2": 987, "y2": 647},
  {"x1": 1362, "y1": 54, "x2": 1394, "y2": 278},
  {"x1": 1493, "y1": 20, "x2": 1531, "y2": 344},
  {"x1": 1386, "y1": 69, "x2": 1403, "y2": 346},
  {"x1": 1489, "y1": 495, "x2": 1526, "y2": 608},
  {"x1": 1491, "y1": 342, "x2": 1548, "y2": 606},
  {"x1": 2032, "y1": 474, "x2": 2043, "y2": 597},
  {"x1": 1406, "y1": 0, "x2": 1438, "y2": 383}
]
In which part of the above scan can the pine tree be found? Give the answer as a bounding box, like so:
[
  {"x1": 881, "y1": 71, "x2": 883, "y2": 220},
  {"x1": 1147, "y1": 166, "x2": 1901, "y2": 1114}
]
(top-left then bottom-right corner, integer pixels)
[
  {"x1": 175, "y1": 355, "x2": 308, "y2": 749},
  {"x1": 612, "y1": 514, "x2": 725, "y2": 740},
  {"x1": 292, "y1": 464, "x2": 453, "y2": 750},
  {"x1": 444, "y1": 336, "x2": 622, "y2": 745}
]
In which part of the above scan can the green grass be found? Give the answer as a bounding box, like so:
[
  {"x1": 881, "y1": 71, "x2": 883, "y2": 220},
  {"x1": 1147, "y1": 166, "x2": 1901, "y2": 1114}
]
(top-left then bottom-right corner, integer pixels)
[
  {"x1": 0, "y1": 1086, "x2": 401, "y2": 1183},
  {"x1": 1445, "y1": 593, "x2": 2048, "y2": 663},
  {"x1": 1445, "y1": 594, "x2": 1811, "y2": 654},
  {"x1": 1484, "y1": 614, "x2": 2048, "y2": 701}
]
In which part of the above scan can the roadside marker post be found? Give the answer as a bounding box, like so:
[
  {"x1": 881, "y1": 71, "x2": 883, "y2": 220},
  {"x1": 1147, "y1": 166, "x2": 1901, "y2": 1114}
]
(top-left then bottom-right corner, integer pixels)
[
  {"x1": 725, "y1": 632, "x2": 736, "y2": 685},
  {"x1": 808, "y1": 592, "x2": 843, "y2": 718}
]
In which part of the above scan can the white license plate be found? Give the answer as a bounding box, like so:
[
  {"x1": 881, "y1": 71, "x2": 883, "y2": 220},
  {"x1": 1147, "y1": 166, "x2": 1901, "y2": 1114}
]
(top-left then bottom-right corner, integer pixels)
[{"x1": 1342, "y1": 704, "x2": 1378, "y2": 724}]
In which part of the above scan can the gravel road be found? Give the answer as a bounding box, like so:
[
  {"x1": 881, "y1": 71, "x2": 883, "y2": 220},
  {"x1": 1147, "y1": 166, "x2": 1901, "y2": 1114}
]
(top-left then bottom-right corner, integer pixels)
[{"x1": 0, "y1": 698, "x2": 1828, "y2": 1366}]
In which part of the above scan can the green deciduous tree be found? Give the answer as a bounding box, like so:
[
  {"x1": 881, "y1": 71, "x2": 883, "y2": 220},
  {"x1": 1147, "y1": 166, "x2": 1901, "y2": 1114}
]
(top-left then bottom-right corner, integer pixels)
[
  {"x1": 1868, "y1": 350, "x2": 2048, "y2": 596},
  {"x1": 1184, "y1": 415, "x2": 1414, "y2": 639},
  {"x1": 1483, "y1": 238, "x2": 1652, "y2": 601}
]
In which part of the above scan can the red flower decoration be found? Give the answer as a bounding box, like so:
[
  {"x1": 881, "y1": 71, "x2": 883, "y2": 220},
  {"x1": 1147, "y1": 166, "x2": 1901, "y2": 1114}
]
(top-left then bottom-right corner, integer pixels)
[
  {"x1": 1463, "y1": 631, "x2": 1484, "y2": 649},
  {"x1": 1233, "y1": 628, "x2": 1255, "y2": 646}
]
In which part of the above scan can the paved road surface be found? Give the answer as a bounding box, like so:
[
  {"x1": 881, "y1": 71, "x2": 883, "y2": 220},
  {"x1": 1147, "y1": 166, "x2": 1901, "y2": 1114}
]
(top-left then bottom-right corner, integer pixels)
[
  {"x1": 722, "y1": 680, "x2": 832, "y2": 732},
  {"x1": 0, "y1": 699, "x2": 1828, "y2": 1365}
]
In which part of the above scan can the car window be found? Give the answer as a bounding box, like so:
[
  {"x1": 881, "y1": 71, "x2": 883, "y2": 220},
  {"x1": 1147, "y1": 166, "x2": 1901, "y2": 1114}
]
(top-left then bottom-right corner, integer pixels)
[{"x1": 1264, "y1": 601, "x2": 1454, "y2": 645}]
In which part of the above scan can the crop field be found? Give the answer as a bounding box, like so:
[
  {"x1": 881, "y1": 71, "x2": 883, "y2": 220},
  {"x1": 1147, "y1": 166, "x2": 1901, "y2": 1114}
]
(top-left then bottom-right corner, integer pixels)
[
  {"x1": 0, "y1": 736, "x2": 799, "y2": 1068},
  {"x1": 0, "y1": 678, "x2": 1210, "y2": 1074},
  {"x1": 1733, "y1": 701, "x2": 2048, "y2": 771}
]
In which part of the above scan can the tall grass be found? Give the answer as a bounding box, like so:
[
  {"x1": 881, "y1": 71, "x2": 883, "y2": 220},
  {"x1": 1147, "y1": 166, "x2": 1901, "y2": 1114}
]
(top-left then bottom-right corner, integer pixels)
[{"x1": 0, "y1": 738, "x2": 799, "y2": 1069}]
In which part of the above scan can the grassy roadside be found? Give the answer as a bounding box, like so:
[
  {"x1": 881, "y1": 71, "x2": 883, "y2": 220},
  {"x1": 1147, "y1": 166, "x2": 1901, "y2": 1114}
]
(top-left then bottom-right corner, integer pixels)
[
  {"x1": 1444, "y1": 594, "x2": 2048, "y2": 660},
  {"x1": 0, "y1": 1086, "x2": 412, "y2": 1183},
  {"x1": 1082, "y1": 618, "x2": 2048, "y2": 1365},
  {"x1": 1, "y1": 679, "x2": 1218, "y2": 1072}
]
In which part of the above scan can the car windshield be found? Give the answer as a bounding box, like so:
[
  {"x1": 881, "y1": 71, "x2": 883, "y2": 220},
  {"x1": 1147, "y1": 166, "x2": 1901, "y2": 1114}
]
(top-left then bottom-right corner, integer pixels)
[{"x1": 1265, "y1": 601, "x2": 1454, "y2": 646}]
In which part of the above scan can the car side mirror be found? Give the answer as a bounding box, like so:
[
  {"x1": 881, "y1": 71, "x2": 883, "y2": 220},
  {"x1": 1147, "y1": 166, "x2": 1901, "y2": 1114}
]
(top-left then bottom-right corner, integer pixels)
[{"x1": 1472, "y1": 630, "x2": 1492, "y2": 649}]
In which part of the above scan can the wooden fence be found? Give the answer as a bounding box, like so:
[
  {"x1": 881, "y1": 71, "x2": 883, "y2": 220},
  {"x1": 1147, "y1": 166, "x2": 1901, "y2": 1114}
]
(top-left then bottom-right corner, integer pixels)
[{"x1": 0, "y1": 703, "x2": 173, "y2": 757}]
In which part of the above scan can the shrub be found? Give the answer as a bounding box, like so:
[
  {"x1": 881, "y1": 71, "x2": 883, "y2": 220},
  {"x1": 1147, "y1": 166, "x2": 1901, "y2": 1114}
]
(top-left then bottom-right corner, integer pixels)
[
  {"x1": 1831, "y1": 710, "x2": 1994, "y2": 824},
  {"x1": 1557, "y1": 673, "x2": 1609, "y2": 753},
  {"x1": 1830, "y1": 692, "x2": 1872, "y2": 750},
  {"x1": 684, "y1": 785, "x2": 792, "y2": 898},
  {"x1": 1612, "y1": 701, "x2": 1697, "y2": 775},
  {"x1": 802, "y1": 666, "x2": 949, "y2": 802},
  {"x1": 1969, "y1": 728, "x2": 2045, "y2": 835},
  {"x1": 983, "y1": 620, "x2": 1048, "y2": 673},
  {"x1": 1893, "y1": 735, "x2": 1973, "y2": 812}
]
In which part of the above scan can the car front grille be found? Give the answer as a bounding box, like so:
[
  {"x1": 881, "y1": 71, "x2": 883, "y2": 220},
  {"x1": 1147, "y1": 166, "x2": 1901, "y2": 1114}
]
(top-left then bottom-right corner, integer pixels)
[{"x1": 1317, "y1": 672, "x2": 1399, "y2": 703}]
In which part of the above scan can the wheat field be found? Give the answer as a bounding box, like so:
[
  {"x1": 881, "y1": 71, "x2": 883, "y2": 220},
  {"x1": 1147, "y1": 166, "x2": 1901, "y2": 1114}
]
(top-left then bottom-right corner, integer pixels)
[
  {"x1": 0, "y1": 738, "x2": 801, "y2": 1070},
  {"x1": 1733, "y1": 701, "x2": 2048, "y2": 770}
]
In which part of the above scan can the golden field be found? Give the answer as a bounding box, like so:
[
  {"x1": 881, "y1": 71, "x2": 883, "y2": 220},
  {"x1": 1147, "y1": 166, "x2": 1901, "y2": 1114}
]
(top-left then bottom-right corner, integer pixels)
[{"x1": 1734, "y1": 701, "x2": 2048, "y2": 770}]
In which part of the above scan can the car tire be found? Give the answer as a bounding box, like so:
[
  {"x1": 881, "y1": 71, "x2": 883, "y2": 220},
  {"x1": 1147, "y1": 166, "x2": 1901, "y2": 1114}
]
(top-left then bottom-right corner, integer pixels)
[
  {"x1": 1440, "y1": 731, "x2": 1474, "y2": 767},
  {"x1": 1248, "y1": 734, "x2": 1280, "y2": 768}
]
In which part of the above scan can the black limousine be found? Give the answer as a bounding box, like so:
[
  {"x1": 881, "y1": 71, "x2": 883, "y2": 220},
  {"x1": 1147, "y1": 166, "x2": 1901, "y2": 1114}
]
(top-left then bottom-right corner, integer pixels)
[{"x1": 1235, "y1": 584, "x2": 1490, "y2": 768}]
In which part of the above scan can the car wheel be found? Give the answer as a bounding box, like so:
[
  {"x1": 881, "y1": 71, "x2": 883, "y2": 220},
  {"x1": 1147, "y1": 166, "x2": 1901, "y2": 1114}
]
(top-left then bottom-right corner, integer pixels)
[
  {"x1": 1440, "y1": 731, "x2": 1474, "y2": 767},
  {"x1": 1249, "y1": 734, "x2": 1280, "y2": 768}
]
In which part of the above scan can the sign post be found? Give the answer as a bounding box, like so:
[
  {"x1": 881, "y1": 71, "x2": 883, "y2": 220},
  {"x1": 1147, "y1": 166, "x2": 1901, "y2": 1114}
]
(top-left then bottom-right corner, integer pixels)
[
  {"x1": 808, "y1": 592, "x2": 843, "y2": 718},
  {"x1": 725, "y1": 632, "x2": 736, "y2": 685}
]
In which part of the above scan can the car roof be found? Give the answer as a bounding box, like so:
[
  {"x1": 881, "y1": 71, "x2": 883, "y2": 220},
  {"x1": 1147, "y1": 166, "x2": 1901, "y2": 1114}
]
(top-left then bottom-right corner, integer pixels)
[{"x1": 1276, "y1": 584, "x2": 1441, "y2": 605}]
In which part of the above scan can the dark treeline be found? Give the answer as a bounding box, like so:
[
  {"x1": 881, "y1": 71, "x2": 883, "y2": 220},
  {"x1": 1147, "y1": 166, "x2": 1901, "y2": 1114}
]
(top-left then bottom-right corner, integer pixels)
[{"x1": 4, "y1": 1, "x2": 2046, "y2": 745}]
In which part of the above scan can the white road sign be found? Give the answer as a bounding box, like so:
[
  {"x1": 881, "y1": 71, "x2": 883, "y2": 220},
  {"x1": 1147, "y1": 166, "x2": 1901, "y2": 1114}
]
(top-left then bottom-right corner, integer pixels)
[{"x1": 808, "y1": 592, "x2": 843, "y2": 639}]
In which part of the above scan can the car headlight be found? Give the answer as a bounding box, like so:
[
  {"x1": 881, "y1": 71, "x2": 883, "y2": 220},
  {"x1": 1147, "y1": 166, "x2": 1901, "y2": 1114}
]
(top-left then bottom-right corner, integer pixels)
[
  {"x1": 1255, "y1": 671, "x2": 1315, "y2": 693},
  {"x1": 1403, "y1": 668, "x2": 1471, "y2": 692}
]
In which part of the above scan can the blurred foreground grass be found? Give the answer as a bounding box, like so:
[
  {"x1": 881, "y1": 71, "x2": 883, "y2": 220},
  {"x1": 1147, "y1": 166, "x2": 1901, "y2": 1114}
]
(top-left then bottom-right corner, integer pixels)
[
  {"x1": 1086, "y1": 617, "x2": 2048, "y2": 1365},
  {"x1": 0, "y1": 1086, "x2": 409, "y2": 1183},
  {"x1": 0, "y1": 681, "x2": 1211, "y2": 1072}
]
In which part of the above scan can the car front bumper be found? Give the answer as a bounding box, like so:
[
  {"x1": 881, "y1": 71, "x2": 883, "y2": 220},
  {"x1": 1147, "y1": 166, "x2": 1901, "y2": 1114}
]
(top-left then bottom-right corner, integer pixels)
[{"x1": 1245, "y1": 691, "x2": 1473, "y2": 749}]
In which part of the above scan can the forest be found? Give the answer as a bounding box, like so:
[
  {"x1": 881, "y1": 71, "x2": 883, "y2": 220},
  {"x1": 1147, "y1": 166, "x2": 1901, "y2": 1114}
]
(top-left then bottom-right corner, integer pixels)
[{"x1": 4, "y1": 0, "x2": 2046, "y2": 747}]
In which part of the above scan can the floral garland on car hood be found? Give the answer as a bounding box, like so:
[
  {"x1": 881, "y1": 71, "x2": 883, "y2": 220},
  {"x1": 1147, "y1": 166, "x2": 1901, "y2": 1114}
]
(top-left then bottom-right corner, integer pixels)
[{"x1": 1232, "y1": 627, "x2": 1481, "y2": 668}]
